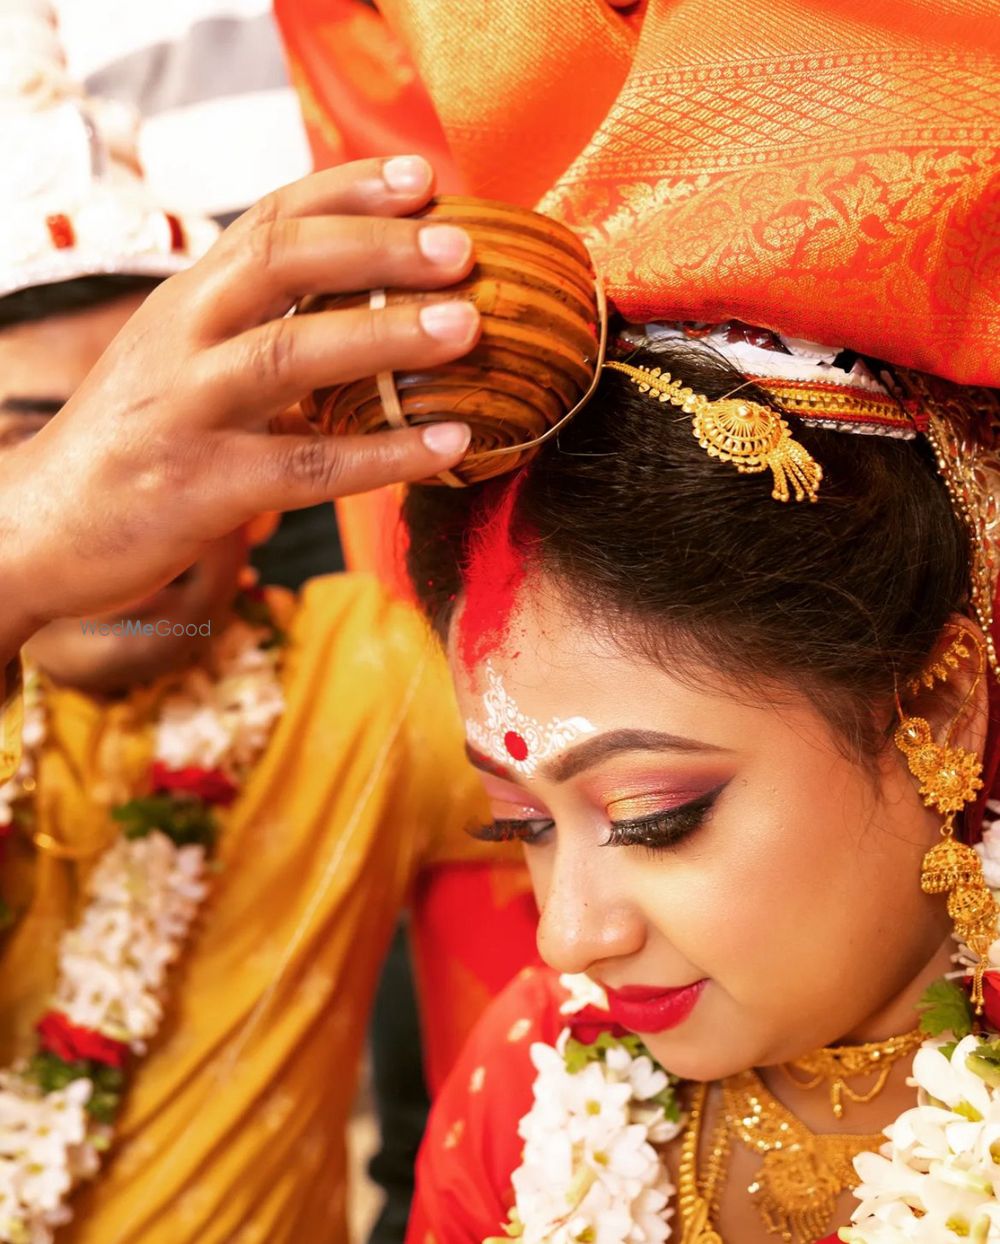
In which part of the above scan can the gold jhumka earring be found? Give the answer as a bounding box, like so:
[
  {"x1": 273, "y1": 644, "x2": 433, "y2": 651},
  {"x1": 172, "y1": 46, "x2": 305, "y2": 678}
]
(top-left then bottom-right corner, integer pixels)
[{"x1": 894, "y1": 627, "x2": 996, "y2": 1010}]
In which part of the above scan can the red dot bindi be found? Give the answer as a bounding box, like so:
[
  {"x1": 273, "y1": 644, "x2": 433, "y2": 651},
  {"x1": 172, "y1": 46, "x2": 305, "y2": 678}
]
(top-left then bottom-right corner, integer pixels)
[{"x1": 504, "y1": 731, "x2": 529, "y2": 762}]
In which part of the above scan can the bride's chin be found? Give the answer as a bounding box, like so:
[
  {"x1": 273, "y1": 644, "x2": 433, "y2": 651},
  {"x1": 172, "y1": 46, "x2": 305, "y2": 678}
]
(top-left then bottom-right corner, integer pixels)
[
  {"x1": 640, "y1": 1024, "x2": 761, "y2": 1083},
  {"x1": 642, "y1": 1046, "x2": 751, "y2": 1082}
]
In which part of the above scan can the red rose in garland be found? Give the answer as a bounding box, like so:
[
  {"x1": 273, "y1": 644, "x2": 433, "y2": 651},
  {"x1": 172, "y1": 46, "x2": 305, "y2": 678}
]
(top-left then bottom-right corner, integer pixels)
[
  {"x1": 567, "y1": 1006, "x2": 631, "y2": 1046},
  {"x1": 37, "y1": 1011, "x2": 130, "y2": 1069},
  {"x1": 151, "y1": 762, "x2": 238, "y2": 806},
  {"x1": 982, "y1": 972, "x2": 1000, "y2": 1032}
]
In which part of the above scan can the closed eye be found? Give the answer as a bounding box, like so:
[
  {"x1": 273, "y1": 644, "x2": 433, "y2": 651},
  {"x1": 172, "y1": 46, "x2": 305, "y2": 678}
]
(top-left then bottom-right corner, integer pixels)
[
  {"x1": 468, "y1": 817, "x2": 555, "y2": 846},
  {"x1": 605, "y1": 785, "x2": 725, "y2": 852}
]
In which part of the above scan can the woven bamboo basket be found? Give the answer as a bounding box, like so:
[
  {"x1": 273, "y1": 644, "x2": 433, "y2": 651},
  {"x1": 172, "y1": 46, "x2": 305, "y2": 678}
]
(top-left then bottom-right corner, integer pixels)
[{"x1": 298, "y1": 196, "x2": 603, "y2": 485}]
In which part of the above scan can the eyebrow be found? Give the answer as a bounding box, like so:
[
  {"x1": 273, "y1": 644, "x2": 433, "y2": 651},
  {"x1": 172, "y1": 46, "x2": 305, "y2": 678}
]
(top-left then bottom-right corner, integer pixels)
[
  {"x1": 0, "y1": 397, "x2": 66, "y2": 415},
  {"x1": 466, "y1": 728, "x2": 727, "y2": 785}
]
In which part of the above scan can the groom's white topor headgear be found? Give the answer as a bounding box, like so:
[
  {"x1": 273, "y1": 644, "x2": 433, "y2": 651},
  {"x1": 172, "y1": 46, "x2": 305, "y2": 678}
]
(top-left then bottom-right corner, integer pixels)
[{"x1": 0, "y1": 0, "x2": 219, "y2": 300}]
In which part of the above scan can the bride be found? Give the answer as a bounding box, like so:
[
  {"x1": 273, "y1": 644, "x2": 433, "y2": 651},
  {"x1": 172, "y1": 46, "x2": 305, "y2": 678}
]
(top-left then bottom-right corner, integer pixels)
[
  {"x1": 265, "y1": 19, "x2": 999, "y2": 1234},
  {"x1": 400, "y1": 325, "x2": 1000, "y2": 1244}
]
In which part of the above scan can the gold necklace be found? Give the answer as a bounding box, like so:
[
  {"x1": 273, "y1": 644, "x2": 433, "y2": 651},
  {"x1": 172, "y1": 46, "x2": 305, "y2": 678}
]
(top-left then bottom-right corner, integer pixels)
[
  {"x1": 676, "y1": 1082, "x2": 725, "y2": 1244},
  {"x1": 722, "y1": 1069, "x2": 884, "y2": 1243},
  {"x1": 779, "y1": 1027, "x2": 923, "y2": 1119}
]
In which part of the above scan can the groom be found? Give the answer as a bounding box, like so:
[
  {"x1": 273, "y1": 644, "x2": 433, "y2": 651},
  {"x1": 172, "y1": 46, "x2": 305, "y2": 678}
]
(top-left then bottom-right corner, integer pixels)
[{"x1": 0, "y1": 16, "x2": 535, "y2": 1243}]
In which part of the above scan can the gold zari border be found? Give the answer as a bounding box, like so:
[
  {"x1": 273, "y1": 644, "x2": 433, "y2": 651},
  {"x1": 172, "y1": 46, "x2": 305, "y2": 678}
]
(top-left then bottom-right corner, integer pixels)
[{"x1": 751, "y1": 379, "x2": 915, "y2": 431}]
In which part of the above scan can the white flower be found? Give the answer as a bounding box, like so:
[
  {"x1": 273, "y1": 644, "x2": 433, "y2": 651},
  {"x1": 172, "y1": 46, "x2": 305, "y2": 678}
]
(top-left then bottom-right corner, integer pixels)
[
  {"x1": 0, "y1": 1077, "x2": 97, "y2": 1243},
  {"x1": 977, "y1": 822, "x2": 1000, "y2": 891},
  {"x1": 844, "y1": 1037, "x2": 1000, "y2": 1242},
  {"x1": 152, "y1": 619, "x2": 284, "y2": 772},
  {"x1": 503, "y1": 1028, "x2": 679, "y2": 1244},
  {"x1": 559, "y1": 974, "x2": 610, "y2": 1016},
  {"x1": 154, "y1": 700, "x2": 231, "y2": 770},
  {"x1": 53, "y1": 834, "x2": 207, "y2": 1042}
]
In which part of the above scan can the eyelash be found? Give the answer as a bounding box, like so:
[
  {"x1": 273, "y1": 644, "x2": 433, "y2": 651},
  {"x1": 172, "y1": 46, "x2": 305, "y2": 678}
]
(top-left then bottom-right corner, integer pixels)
[
  {"x1": 470, "y1": 786, "x2": 724, "y2": 851},
  {"x1": 470, "y1": 817, "x2": 555, "y2": 845}
]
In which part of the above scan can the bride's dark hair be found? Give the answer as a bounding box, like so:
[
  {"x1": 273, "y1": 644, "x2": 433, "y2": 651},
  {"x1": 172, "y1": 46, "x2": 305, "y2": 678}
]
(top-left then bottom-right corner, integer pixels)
[{"x1": 402, "y1": 341, "x2": 969, "y2": 757}]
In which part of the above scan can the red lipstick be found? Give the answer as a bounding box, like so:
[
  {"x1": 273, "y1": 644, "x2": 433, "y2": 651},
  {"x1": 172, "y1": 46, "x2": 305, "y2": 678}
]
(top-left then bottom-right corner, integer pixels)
[{"x1": 600, "y1": 980, "x2": 707, "y2": 1034}]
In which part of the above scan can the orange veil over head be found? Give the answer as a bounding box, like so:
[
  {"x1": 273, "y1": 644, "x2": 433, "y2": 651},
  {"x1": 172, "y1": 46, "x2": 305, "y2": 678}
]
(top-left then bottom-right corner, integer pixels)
[{"x1": 278, "y1": 0, "x2": 1000, "y2": 386}]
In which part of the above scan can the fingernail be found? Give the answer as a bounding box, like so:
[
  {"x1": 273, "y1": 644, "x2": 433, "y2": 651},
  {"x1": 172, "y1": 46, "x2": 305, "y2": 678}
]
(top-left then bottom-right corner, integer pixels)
[
  {"x1": 419, "y1": 301, "x2": 477, "y2": 342},
  {"x1": 422, "y1": 422, "x2": 471, "y2": 456},
  {"x1": 382, "y1": 155, "x2": 432, "y2": 194},
  {"x1": 418, "y1": 224, "x2": 472, "y2": 267}
]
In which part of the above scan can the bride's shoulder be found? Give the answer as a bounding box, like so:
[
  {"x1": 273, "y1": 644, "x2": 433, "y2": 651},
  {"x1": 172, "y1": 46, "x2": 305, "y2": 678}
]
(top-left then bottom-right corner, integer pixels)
[
  {"x1": 435, "y1": 963, "x2": 569, "y2": 1108},
  {"x1": 480, "y1": 963, "x2": 569, "y2": 1041}
]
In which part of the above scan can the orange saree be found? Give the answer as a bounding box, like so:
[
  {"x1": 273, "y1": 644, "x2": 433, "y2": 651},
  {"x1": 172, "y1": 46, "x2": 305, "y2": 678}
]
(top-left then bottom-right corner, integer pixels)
[{"x1": 277, "y1": 0, "x2": 1000, "y2": 387}]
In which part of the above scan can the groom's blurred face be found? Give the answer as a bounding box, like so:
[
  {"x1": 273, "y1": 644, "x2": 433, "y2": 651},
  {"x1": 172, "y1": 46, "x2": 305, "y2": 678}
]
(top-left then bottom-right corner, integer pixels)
[{"x1": 0, "y1": 286, "x2": 247, "y2": 693}]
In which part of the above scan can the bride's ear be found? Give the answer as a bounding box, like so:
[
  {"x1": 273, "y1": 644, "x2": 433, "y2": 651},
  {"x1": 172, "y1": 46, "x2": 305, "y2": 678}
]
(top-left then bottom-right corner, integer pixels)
[{"x1": 897, "y1": 615, "x2": 990, "y2": 762}]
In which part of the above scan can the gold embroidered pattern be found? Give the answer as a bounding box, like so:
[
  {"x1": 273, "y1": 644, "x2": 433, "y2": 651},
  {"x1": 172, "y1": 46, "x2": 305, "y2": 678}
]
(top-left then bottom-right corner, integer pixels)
[{"x1": 748, "y1": 380, "x2": 915, "y2": 435}]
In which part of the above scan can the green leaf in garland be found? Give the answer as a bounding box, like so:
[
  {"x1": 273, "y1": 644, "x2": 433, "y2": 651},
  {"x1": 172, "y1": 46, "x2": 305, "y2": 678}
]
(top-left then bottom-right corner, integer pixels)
[
  {"x1": 562, "y1": 1032, "x2": 683, "y2": 1121},
  {"x1": 563, "y1": 1036, "x2": 591, "y2": 1075},
  {"x1": 564, "y1": 1031, "x2": 644, "y2": 1073},
  {"x1": 650, "y1": 1081, "x2": 683, "y2": 1124},
  {"x1": 0, "y1": 898, "x2": 13, "y2": 932},
  {"x1": 967, "y1": 1037, "x2": 1000, "y2": 1089},
  {"x1": 26, "y1": 1051, "x2": 126, "y2": 1123},
  {"x1": 917, "y1": 978, "x2": 974, "y2": 1039},
  {"x1": 112, "y1": 794, "x2": 217, "y2": 848}
]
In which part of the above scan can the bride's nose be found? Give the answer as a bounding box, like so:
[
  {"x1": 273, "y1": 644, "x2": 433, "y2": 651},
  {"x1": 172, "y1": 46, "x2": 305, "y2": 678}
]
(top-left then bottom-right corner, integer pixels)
[{"x1": 535, "y1": 839, "x2": 646, "y2": 976}]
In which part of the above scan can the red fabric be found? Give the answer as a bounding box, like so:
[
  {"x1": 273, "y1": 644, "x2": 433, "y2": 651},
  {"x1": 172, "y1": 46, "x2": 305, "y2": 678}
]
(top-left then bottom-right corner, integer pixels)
[
  {"x1": 274, "y1": 0, "x2": 461, "y2": 188},
  {"x1": 410, "y1": 862, "x2": 539, "y2": 1094},
  {"x1": 407, "y1": 967, "x2": 563, "y2": 1244}
]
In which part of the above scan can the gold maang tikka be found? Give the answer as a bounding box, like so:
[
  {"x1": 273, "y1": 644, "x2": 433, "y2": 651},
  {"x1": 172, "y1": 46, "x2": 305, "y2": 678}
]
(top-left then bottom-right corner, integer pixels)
[
  {"x1": 894, "y1": 627, "x2": 997, "y2": 1010},
  {"x1": 604, "y1": 361, "x2": 823, "y2": 504}
]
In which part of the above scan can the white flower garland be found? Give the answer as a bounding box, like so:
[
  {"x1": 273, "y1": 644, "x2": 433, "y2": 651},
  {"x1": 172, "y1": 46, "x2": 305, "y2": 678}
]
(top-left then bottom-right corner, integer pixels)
[
  {"x1": 52, "y1": 834, "x2": 209, "y2": 1046},
  {"x1": 841, "y1": 1035, "x2": 1000, "y2": 1243},
  {"x1": 0, "y1": 613, "x2": 284, "y2": 1243},
  {"x1": 499, "y1": 811, "x2": 1000, "y2": 1244},
  {"x1": 492, "y1": 974, "x2": 683, "y2": 1244},
  {"x1": 0, "y1": 1075, "x2": 102, "y2": 1244}
]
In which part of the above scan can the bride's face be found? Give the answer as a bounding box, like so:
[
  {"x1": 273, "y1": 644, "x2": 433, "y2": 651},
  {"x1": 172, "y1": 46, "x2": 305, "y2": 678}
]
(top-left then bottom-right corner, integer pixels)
[{"x1": 450, "y1": 580, "x2": 953, "y2": 1080}]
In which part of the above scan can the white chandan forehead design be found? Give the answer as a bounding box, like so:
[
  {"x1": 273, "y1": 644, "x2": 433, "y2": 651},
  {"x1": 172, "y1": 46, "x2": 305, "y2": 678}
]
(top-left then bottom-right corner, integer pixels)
[{"x1": 466, "y1": 661, "x2": 596, "y2": 778}]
